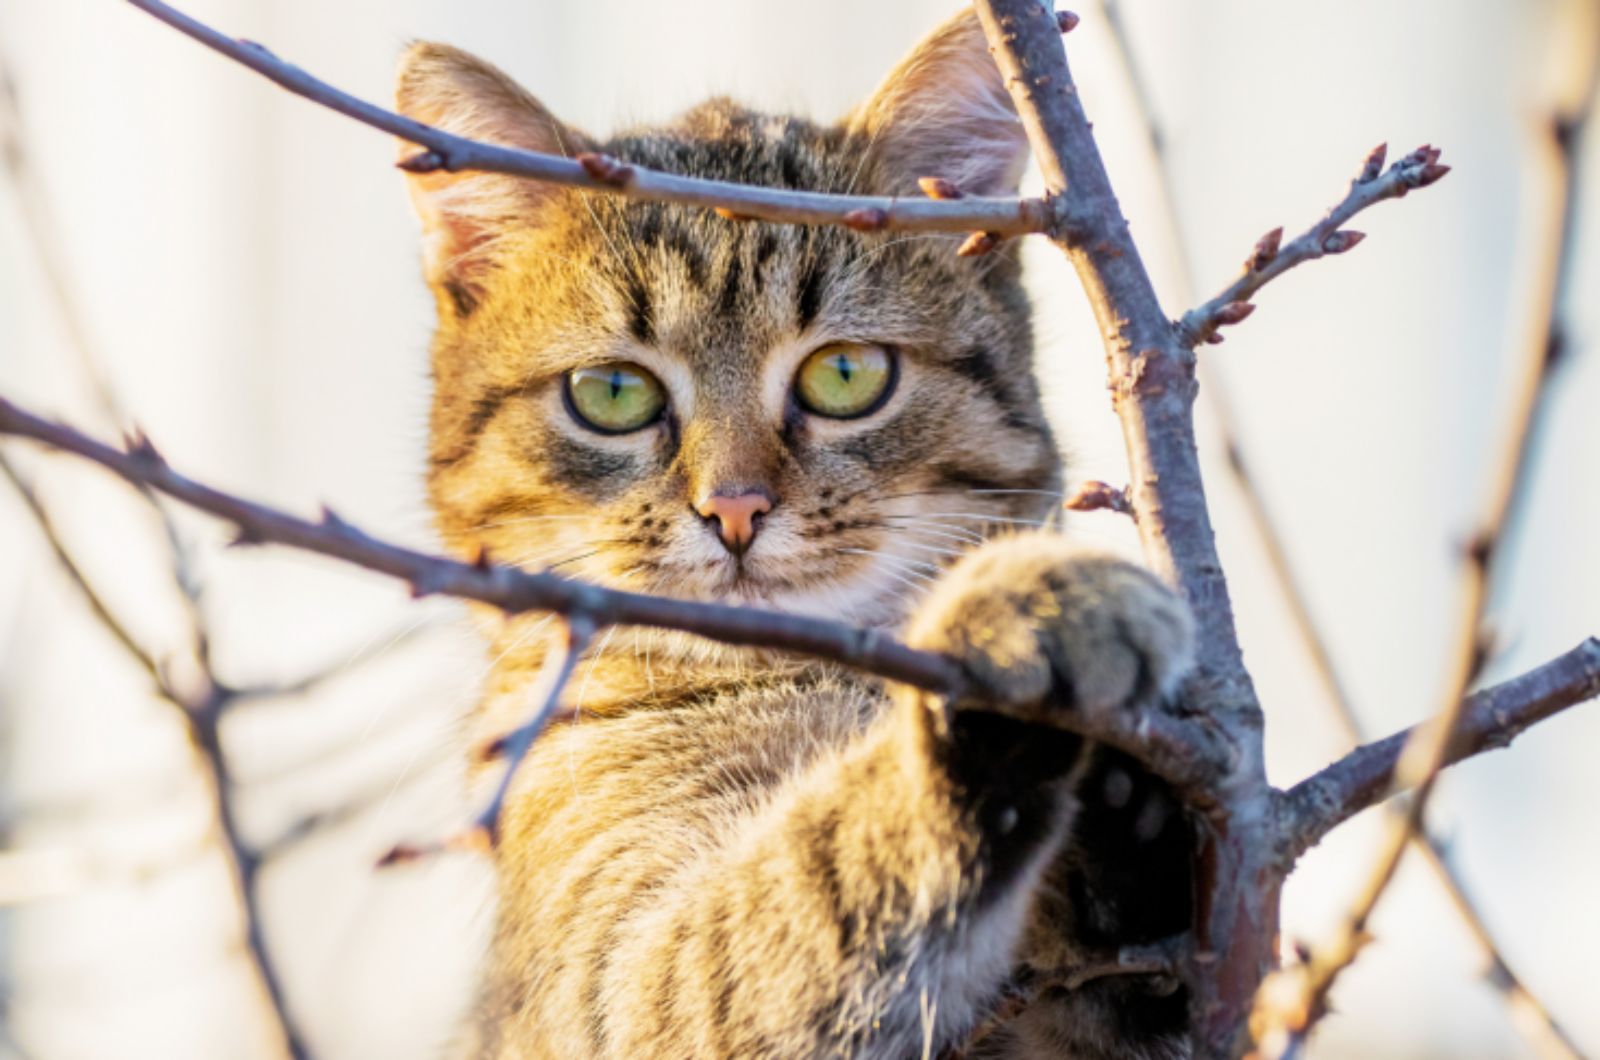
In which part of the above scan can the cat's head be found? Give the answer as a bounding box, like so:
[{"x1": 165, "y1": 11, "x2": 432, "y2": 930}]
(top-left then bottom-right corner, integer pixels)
[{"x1": 398, "y1": 10, "x2": 1061, "y2": 633}]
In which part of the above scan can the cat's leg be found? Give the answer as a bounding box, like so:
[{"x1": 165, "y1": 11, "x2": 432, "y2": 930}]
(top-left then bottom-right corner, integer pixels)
[
  {"x1": 988, "y1": 749, "x2": 1195, "y2": 1060},
  {"x1": 492, "y1": 532, "x2": 1192, "y2": 1058}
]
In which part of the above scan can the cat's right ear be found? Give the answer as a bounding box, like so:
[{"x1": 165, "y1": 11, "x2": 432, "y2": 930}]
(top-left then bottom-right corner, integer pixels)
[
  {"x1": 845, "y1": 10, "x2": 1029, "y2": 198},
  {"x1": 395, "y1": 43, "x2": 590, "y2": 316}
]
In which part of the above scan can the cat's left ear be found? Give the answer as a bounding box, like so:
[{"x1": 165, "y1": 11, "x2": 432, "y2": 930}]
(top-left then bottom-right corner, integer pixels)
[
  {"x1": 395, "y1": 43, "x2": 592, "y2": 313},
  {"x1": 845, "y1": 9, "x2": 1029, "y2": 197}
]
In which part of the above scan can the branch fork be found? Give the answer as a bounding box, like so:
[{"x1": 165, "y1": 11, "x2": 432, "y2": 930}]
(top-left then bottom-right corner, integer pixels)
[{"x1": 1175, "y1": 142, "x2": 1450, "y2": 348}]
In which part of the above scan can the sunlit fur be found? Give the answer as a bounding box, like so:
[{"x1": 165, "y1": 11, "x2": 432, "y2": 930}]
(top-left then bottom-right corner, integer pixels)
[{"x1": 401, "y1": 9, "x2": 1195, "y2": 1058}]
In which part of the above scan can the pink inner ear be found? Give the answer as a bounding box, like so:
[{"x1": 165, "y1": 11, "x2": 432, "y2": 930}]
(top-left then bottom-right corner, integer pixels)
[
  {"x1": 404, "y1": 168, "x2": 496, "y2": 286},
  {"x1": 395, "y1": 43, "x2": 593, "y2": 291}
]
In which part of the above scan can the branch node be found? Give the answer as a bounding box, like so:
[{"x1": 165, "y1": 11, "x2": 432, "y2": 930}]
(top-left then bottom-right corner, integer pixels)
[
  {"x1": 317, "y1": 503, "x2": 352, "y2": 531},
  {"x1": 842, "y1": 207, "x2": 890, "y2": 232},
  {"x1": 956, "y1": 231, "x2": 1001, "y2": 257},
  {"x1": 1320, "y1": 230, "x2": 1366, "y2": 255},
  {"x1": 121, "y1": 427, "x2": 167, "y2": 467},
  {"x1": 1356, "y1": 142, "x2": 1388, "y2": 184},
  {"x1": 1063, "y1": 480, "x2": 1133, "y2": 517},
  {"x1": 396, "y1": 150, "x2": 445, "y2": 174},
  {"x1": 576, "y1": 151, "x2": 635, "y2": 187},
  {"x1": 1247, "y1": 226, "x2": 1284, "y2": 272},
  {"x1": 1213, "y1": 300, "x2": 1256, "y2": 327},
  {"x1": 918, "y1": 176, "x2": 965, "y2": 201}
]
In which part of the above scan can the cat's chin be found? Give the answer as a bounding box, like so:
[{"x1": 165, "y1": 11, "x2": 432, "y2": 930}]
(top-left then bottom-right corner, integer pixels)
[
  {"x1": 713, "y1": 578, "x2": 919, "y2": 631},
  {"x1": 627, "y1": 553, "x2": 929, "y2": 630}
]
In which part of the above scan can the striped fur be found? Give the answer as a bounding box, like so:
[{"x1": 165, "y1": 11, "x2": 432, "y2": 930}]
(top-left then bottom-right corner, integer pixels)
[{"x1": 399, "y1": 10, "x2": 1197, "y2": 1058}]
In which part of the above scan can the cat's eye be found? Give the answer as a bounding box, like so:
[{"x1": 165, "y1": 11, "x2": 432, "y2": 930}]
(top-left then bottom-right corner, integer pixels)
[
  {"x1": 564, "y1": 362, "x2": 666, "y2": 434},
  {"x1": 794, "y1": 343, "x2": 895, "y2": 419}
]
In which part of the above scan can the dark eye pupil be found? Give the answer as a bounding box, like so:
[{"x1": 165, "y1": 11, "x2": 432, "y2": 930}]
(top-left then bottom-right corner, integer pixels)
[
  {"x1": 609, "y1": 371, "x2": 624, "y2": 399},
  {"x1": 834, "y1": 355, "x2": 852, "y2": 382}
]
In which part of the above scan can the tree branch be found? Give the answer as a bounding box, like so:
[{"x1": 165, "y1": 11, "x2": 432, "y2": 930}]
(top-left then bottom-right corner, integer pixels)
[
  {"x1": 123, "y1": 0, "x2": 1051, "y2": 238},
  {"x1": 382, "y1": 616, "x2": 591, "y2": 864},
  {"x1": 1259, "y1": 30, "x2": 1598, "y2": 1050},
  {"x1": 0, "y1": 394, "x2": 1236, "y2": 800},
  {"x1": 0, "y1": 453, "x2": 310, "y2": 1060},
  {"x1": 972, "y1": 4, "x2": 1273, "y2": 1054},
  {"x1": 1175, "y1": 143, "x2": 1449, "y2": 348},
  {"x1": 1094, "y1": 5, "x2": 1586, "y2": 1054},
  {"x1": 1277, "y1": 637, "x2": 1600, "y2": 859}
]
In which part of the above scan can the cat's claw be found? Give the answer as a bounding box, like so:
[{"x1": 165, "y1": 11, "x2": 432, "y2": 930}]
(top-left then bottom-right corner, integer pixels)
[{"x1": 905, "y1": 533, "x2": 1194, "y2": 722}]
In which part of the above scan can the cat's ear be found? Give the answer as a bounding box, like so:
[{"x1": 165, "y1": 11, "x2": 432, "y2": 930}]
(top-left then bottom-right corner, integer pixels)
[
  {"x1": 395, "y1": 43, "x2": 591, "y2": 313},
  {"x1": 846, "y1": 10, "x2": 1029, "y2": 197}
]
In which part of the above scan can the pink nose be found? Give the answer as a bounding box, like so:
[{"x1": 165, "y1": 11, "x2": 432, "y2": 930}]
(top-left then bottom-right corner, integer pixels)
[{"x1": 695, "y1": 489, "x2": 774, "y2": 555}]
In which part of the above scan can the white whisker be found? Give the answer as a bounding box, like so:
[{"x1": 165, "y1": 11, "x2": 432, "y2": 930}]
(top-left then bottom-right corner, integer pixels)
[
  {"x1": 883, "y1": 520, "x2": 986, "y2": 546},
  {"x1": 892, "y1": 511, "x2": 1051, "y2": 527},
  {"x1": 881, "y1": 537, "x2": 969, "y2": 560},
  {"x1": 467, "y1": 513, "x2": 593, "y2": 533}
]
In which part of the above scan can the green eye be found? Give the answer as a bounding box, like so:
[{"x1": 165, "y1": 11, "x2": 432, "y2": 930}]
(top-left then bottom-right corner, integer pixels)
[
  {"x1": 565, "y1": 362, "x2": 666, "y2": 433},
  {"x1": 794, "y1": 343, "x2": 895, "y2": 419}
]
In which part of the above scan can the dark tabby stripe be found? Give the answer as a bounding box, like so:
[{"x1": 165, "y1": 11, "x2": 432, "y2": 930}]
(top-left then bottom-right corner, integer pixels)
[{"x1": 432, "y1": 383, "x2": 527, "y2": 468}]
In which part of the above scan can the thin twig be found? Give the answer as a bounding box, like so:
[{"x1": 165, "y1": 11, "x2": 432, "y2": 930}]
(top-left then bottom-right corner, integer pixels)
[
  {"x1": 122, "y1": 0, "x2": 1051, "y2": 238},
  {"x1": 1277, "y1": 638, "x2": 1600, "y2": 860},
  {"x1": 1262, "y1": 39, "x2": 1598, "y2": 1047},
  {"x1": 1265, "y1": 646, "x2": 1600, "y2": 1055},
  {"x1": 0, "y1": 454, "x2": 161, "y2": 683},
  {"x1": 381, "y1": 616, "x2": 592, "y2": 864},
  {"x1": 0, "y1": 394, "x2": 1236, "y2": 801},
  {"x1": 1175, "y1": 143, "x2": 1449, "y2": 348},
  {"x1": 1095, "y1": 5, "x2": 1586, "y2": 1054}
]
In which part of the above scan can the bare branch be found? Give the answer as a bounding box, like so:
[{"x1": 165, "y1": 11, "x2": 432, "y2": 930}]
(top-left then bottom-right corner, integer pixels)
[
  {"x1": 1176, "y1": 144, "x2": 1448, "y2": 347},
  {"x1": 1262, "y1": 639, "x2": 1600, "y2": 1055},
  {"x1": 382, "y1": 617, "x2": 591, "y2": 865},
  {"x1": 0, "y1": 453, "x2": 163, "y2": 685},
  {"x1": 1260, "y1": 35, "x2": 1598, "y2": 1049},
  {"x1": 972, "y1": 4, "x2": 1276, "y2": 1053},
  {"x1": 0, "y1": 395, "x2": 1237, "y2": 801},
  {"x1": 0, "y1": 450, "x2": 310, "y2": 1060},
  {"x1": 1278, "y1": 638, "x2": 1600, "y2": 860},
  {"x1": 123, "y1": 0, "x2": 1051, "y2": 238},
  {"x1": 1094, "y1": 5, "x2": 1587, "y2": 1053}
]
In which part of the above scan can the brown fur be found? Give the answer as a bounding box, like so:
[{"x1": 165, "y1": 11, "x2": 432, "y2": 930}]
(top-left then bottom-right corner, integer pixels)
[{"x1": 399, "y1": 10, "x2": 1195, "y2": 1058}]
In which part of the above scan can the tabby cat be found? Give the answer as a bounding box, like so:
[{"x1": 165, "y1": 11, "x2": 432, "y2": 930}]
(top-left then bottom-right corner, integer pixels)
[{"x1": 398, "y1": 8, "x2": 1196, "y2": 1057}]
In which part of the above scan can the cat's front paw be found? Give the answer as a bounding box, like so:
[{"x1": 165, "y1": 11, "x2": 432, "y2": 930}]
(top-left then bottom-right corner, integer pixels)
[{"x1": 905, "y1": 533, "x2": 1193, "y2": 723}]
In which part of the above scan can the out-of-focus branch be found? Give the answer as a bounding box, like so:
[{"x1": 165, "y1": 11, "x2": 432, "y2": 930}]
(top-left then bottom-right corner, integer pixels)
[
  {"x1": 123, "y1": 0, "x2": 1052, "y2": 238},
  {"x1": 1260, "y1": 31, "x2": 1599, "y2": 1050},
  {"x1": 0, "y1": 454, "x2": 161, "y2": 683},
  {"x1": 1266, "y1": 640, "x2": 1600, "y2": 1054},
  {"x1": 1174, "y1": 143, "x2": 1449, "y2": 348},
  {"x1": 1096, "y1": 5, "x2": 1586, "y2": 1055},
  {"x1": 0, "y1": 454, "x2": 310, "y2": 1060},
  {"x1": 3, "y1": 46, "x2": 459, "y2": 1055}
]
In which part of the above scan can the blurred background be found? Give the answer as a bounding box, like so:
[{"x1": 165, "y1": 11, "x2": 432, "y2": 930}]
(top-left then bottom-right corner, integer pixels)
[{"x1": 0, "y1": 0, "x2": 1596, "y2": 1056}]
